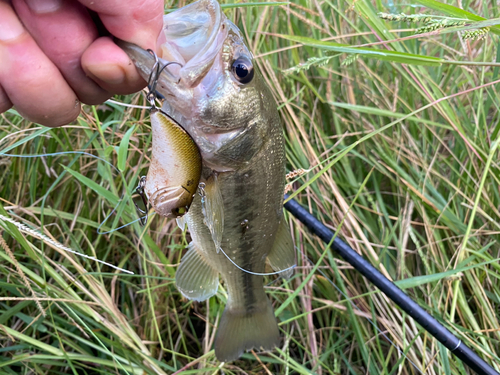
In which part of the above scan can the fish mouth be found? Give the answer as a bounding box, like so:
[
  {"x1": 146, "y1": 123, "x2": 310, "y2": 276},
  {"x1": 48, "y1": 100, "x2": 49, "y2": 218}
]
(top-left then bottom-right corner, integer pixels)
[
  {"x1": 159, "y1": 0, "x2": 227, "y2": 88},
  {"x1": 117, "y1": 0, "x2": 243, "y2": 170},
  {"x1": 117, "y1": 0, "x2": 226, "y2": 95}
]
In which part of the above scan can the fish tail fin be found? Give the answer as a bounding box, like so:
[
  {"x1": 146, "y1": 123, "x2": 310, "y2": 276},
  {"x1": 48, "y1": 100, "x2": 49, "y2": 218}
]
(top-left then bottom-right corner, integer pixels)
[{"x1": 214, "y1": 297, "x2": 280, "y2": 362}]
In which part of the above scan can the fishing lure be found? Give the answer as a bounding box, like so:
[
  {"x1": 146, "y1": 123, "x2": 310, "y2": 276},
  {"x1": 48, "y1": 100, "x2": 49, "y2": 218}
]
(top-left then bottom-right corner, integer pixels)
[
  {"x1": 144, "y1": 108, "x2": 202, "y2": 219},
  {"x1": 134, "y1": 51, "x2": 202, "y2": 222}
]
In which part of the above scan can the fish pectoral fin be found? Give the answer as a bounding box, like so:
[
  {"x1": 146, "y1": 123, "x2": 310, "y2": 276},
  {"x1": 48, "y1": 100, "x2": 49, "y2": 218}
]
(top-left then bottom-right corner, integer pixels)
[
  {"x1": 266, "y1": 219, "x2": 296, "y2": 279},
  {"x1": 201, "y1": 174, "x2": 224, "y2": 252},
  {"x1": 176, "y1": 215, "x2": 187, "y2": 231},
  {"x1": 176, "y1": 242, "x2": 219, "y2": 301}
]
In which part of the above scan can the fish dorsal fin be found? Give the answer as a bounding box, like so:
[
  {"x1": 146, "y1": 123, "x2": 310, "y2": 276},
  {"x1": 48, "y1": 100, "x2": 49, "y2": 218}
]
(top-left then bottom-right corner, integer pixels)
[
  {"x1": 176, "y1": 242, "x2": 219, "y2": 301},
  {"x1": 201, "y1": 174, "x2": 224, "y2": 253},
  {"x1": 267, "y1": 219, "x2": 296, "y2": 279}
]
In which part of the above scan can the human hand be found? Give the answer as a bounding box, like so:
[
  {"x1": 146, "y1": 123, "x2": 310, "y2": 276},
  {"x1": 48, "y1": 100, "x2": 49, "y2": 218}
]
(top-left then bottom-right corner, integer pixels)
[{"x1": 0, "y1": 0, "x2": 163, "y2": 127}]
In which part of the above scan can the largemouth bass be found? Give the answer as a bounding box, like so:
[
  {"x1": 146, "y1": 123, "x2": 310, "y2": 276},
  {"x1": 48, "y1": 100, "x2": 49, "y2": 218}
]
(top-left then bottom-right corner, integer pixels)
[{"x1": 119, "y1": 0, "x2": 295, "y2": 361}]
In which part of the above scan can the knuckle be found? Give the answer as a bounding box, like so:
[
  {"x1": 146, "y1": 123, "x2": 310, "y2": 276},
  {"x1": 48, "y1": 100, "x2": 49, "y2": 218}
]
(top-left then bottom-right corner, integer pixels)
[{"x1": 24, "y1": 100, "x2": 81, "y2": 127}]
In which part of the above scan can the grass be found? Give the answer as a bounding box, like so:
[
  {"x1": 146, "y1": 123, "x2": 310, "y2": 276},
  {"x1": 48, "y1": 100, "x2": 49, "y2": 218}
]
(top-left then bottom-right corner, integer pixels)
[{"x1": 1, "y1": 0, "x2": 500, "y2": 373}]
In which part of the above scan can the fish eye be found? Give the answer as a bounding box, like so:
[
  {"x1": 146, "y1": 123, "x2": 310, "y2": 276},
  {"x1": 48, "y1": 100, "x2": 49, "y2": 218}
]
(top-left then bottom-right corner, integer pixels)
[{"x1": 231, "y1": 57, "x2": 254, "y2": 84}]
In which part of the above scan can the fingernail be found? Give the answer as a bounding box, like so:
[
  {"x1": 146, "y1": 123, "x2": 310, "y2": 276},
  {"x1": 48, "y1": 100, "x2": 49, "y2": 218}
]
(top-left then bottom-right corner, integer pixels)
[
  {"x1": 0, "y1": 4, "x2": 25, "y2": 41},
  {"x1": 86, "y1": 64, "x2": 126, "y2": 86},
  {"x1": 25, "y1": 0, "x2": 63, "y2": 14}
]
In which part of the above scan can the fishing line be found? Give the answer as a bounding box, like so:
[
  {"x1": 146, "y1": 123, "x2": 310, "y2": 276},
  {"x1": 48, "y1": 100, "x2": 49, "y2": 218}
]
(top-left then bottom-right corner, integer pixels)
[
  {"x1": 0, "y1": 214, "x2": 133, "y2": 274},
  {"x1": 196, "y1": 180, "x2": 297, "y2": 277},
  {"x1": 0, "y1": 149, "x2": 152, "y2": 272},
  {"x1": 0, "y1": 151, "x2": 118, "y2": 171},
  {"x1": 97, "y1": 212, "x2": 154, "y2": 234},
  {"x1": 105, "y1": 99, "x2": 150, "y2": 109},
  {"x1": 0, "y1": 150, "x2": 147, "y2": 234},
  {"x1": 217, "y1": 245, "x2": 296, "y2": 276}
]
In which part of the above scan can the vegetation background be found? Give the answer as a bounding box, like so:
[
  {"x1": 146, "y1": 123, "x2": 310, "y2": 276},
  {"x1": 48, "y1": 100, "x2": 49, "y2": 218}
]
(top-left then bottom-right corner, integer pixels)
[{"x1": 1, "y1": 0, "x2": 500, "y2": 373}]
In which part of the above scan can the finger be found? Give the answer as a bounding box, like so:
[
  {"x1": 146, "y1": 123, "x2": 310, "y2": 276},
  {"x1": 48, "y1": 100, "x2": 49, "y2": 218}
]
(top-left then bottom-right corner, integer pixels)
[
  {"x1": 82, "y1": 37, "x2": 146, "y2": 95},
  {"x1": 0, "y1": 2, "x2": 80, "y2": 127},
  {"x1": 78, "y1": 0, "x2": 163, "y2": 50},
  {"x1": 12, "y1": 0, "x2": 111, "y2": 105},
  {"x1": 0, "y1": 85, "x2": 13, "y2": 114}
]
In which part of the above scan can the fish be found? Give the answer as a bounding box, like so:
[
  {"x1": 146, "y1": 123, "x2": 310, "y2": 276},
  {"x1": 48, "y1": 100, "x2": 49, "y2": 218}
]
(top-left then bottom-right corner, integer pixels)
[
  {"x1": 118, "y1": 0, "x2": 296, "y2": 362},
  {"x1": 145, "y1": 109, "x2": 201, "y2": 218}
]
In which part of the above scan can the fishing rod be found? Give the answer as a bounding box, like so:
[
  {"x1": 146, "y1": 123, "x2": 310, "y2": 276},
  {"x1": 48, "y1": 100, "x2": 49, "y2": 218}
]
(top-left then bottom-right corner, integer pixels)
[{"x1": 283, "y1": 195, "x2": 500, "y2": 375}]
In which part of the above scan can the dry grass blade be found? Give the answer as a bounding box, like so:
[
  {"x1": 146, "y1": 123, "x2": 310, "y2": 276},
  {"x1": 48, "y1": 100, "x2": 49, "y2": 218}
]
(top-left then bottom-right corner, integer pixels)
[
  {"x1": 1, "y1": 0, "x2": 500, "y2": 374},
  {"x1": 0, "y1": 234, "x2": 44, "y2": 316}
]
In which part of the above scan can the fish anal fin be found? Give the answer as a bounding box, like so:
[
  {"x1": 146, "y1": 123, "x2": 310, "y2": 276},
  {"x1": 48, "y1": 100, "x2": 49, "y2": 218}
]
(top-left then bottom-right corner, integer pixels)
[
  {"x1": 176, "y1": 242, "x2": 219, "y2": 301},
  {"x1": 214, "y1": 299, "x2": 280, "y2": 362},
  {"x1": 267, "y1": 219, "x2": 296, "y2": 279}
]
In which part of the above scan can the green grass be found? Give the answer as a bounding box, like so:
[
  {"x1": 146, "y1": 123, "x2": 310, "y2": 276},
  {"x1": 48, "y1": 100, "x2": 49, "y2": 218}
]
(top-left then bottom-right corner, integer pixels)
[{"x1": 1, "y1": 0, "x2": 500, "y2": 373}]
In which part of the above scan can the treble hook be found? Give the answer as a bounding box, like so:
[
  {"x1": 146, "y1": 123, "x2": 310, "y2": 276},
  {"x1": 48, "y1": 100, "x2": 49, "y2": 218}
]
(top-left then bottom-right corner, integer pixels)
[
  {"x1": 134, "y1": 176, "x2": 149, "y2": 226},
  {"x1": 146, "y1": 49, "x2": 183, "y2": 109}
]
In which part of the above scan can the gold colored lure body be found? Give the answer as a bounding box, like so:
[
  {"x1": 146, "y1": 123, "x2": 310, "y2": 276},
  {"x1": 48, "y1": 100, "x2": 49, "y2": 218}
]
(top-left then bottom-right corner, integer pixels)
[
  {"x1": 145, "y1": 110, "x2": 201, "y2": 218},
  {"x1": 119, "y1": 0, "x2": 295, "y2": 362}
]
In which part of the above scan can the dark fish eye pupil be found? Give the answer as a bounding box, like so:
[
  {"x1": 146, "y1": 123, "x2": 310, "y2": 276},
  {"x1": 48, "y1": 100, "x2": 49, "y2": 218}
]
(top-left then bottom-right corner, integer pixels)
[
  {"x1": 232, "y1": 58, "x2": 254, "y2": 84},
  {"x1": 235, "y1": 63, "x2": 248, "y2": 78}
]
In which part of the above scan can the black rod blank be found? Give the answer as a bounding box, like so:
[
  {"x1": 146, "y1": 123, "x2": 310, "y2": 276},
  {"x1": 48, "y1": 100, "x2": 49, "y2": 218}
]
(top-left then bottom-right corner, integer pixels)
[{"x1": 284, "y1": 195, "x2": 499, "y2": 375}]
